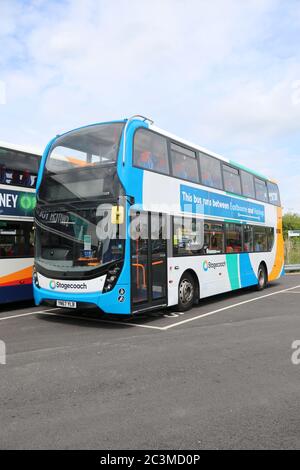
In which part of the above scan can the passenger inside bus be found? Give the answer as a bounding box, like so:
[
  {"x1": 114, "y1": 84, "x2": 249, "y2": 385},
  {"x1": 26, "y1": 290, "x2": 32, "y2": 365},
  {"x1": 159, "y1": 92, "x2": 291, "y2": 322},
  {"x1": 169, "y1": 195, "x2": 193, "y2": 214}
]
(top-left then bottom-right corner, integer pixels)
[
  {"x1": 201, "y1": 171, "x2": 215, "y2": 187},
  {"x1": 138, "y1": 151, "x2": 154, "y2": 170},
  {"x1": 155, "y1": 154, "x2": 168, "y2": 173},
  {"x1": 226, "y1": 240, "x2": 242, "y2": 253},
  {"x1": 0, "y1": 167, "x2": 34, "y2": 187},
  {"x1": 173, "y1": 161, "x2": 188, "y2": 180},
  {"x1": 11, "y1": 170, "x2": 22, "y2": 186},
  {"x1": 255, "y1": 237, "x2": 265, "y2": 252},
  {"x1": 0, "y1": 165, "x2": 7, "y2": 184},
  {"x1": 21, "y1": 170, "x2": 32, "y2": 186}
]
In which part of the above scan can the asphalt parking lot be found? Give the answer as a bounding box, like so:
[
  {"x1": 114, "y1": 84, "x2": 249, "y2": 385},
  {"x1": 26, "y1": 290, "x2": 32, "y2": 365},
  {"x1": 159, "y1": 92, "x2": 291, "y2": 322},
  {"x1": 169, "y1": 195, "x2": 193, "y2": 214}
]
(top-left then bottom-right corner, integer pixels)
[{"x1": 0, "y1": 274, "x2": 300, "y2": 449}]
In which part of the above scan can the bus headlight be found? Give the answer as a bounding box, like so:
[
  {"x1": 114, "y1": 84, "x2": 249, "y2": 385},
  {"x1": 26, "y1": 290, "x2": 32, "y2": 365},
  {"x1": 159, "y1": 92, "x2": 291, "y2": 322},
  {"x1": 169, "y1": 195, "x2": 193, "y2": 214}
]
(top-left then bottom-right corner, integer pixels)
[
  {"x1": 103, "y1": 264, "x2": 121, "y2": 293},
  {"x1": 33, "y1": 266, "x2": 40, "y2": 288}
]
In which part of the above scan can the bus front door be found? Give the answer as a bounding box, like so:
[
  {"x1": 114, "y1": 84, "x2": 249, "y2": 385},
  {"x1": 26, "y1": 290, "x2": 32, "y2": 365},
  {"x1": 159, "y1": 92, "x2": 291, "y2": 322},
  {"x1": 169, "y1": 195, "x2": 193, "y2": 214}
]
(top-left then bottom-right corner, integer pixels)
[{"x1": 131, "y1": 212, "x2": 167, "y2": 311}]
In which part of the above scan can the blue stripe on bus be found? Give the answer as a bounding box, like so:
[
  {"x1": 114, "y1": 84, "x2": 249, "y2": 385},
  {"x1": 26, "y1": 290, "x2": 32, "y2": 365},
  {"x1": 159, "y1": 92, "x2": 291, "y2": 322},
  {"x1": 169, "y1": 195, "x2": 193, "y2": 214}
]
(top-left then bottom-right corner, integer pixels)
[
  {"x1": 117, "y1": 119, "x2": 148, "y2": 207},
  {"x1": 36, "y1": 136, "x2": 57, "y2": 191},
  {"x1": 0, "y1": 284, "x2": 33, "y2": 304},
  {"x1": 239, "y1": 253, "x2": 258, "y2": 287}
]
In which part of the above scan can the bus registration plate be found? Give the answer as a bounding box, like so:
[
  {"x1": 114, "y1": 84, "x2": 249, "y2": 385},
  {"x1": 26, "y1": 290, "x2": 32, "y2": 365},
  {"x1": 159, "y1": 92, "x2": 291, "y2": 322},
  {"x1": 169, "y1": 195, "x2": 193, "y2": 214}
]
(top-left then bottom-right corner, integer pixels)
[{"x1": 56, "y1": 300, "x2": 77, "y2": 309}]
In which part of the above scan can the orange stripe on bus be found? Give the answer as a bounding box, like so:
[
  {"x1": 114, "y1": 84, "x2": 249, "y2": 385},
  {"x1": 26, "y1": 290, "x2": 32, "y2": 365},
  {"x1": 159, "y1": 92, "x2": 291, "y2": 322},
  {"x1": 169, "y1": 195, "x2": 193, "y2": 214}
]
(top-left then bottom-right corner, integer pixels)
[
  {"x1": 0, "y1": 266, "x2": 33, "y2": 286},
  {"x1": 0, "y1": 277, "x2": 32, "y2": 287},
  {"x1": 269, "y1": 207, "x2": 284, "y2": 281}
]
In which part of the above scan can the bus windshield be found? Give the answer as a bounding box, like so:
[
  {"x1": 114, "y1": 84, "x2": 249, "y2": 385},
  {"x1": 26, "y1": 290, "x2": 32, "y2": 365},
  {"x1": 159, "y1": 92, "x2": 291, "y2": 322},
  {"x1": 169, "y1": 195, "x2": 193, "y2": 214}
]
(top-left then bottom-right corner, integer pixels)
[
  {"x1": 35, "y1": 204, "x2": 125, "y2": 274},
  {"x1": 36, "y1": 123, "x2": 125, "y2": 274},
  {"x1": 39, "y1": 123, "x2": 124, "y2": 203}
]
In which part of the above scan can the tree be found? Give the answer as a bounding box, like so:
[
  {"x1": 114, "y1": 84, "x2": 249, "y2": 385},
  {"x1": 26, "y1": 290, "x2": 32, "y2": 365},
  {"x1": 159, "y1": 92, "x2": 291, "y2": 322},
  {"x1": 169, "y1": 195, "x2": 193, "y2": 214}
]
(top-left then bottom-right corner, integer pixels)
[{"x1": 282, "y1": 213, "x2": 300, "y2": 240}]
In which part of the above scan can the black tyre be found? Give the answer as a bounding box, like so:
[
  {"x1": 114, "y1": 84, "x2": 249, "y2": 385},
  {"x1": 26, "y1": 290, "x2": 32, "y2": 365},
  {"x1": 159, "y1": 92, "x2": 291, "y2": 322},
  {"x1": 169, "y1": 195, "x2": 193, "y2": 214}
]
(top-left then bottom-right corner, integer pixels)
[
  {"x1": 256, "y1": 264, "x2": 268, "y2": 291},
  {"x1": 176, "y1": 272, "x2": 196, "y2": 312}
]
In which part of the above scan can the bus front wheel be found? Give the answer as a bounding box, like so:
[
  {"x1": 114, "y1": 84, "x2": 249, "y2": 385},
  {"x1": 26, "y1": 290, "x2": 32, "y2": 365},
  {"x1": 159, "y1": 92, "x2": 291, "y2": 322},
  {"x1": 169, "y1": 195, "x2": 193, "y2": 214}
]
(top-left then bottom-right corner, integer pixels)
[
  {"x1": 176, "y1": 272, "x2": 195, "y2": 312},
  {"x1": 256, "y1": 264, "x2": 268, "y2": 291}
]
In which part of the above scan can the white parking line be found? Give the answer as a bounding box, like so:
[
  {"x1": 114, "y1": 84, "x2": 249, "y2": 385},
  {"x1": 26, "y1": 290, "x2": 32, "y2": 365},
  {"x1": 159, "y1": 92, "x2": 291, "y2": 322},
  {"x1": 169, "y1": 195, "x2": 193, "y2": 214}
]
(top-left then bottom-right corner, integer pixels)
[
  {"x1": 38, "y1": 311, "x2": 165, "y2": 330},
  {"x1": 0, "y1": 308, "x2": 58, "y2": 321},
  {"x1": 162, "y1": 284, "x2": 300, "y2": 330},
  {"x1": 1, "y1": 284, "x2": 300, "y2": 331},
  {"x1": 0, "y1": 307, "x2": 164, "y2": 330},
  {"x1": 282, "y1": 291, "x2": 300, "y2": 294}
]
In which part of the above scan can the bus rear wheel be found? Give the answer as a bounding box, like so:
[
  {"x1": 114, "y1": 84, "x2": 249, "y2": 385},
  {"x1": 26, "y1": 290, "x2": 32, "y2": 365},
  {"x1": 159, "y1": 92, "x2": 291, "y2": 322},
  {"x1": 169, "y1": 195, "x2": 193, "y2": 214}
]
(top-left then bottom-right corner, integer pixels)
[
  {"x1": 176, "y1": 272, "x2": 195, "y2": 312},
  {"x1": 256, "y1": 264, "x2": 268, "y2": 291}
]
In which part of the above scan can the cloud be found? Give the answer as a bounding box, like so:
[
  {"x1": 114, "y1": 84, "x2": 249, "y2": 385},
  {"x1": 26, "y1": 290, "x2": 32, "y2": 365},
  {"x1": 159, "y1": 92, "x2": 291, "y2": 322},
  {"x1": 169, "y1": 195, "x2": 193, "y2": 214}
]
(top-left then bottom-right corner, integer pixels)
[{"x1": 0, "y1": 0, "x2": 299, "y2": 211}]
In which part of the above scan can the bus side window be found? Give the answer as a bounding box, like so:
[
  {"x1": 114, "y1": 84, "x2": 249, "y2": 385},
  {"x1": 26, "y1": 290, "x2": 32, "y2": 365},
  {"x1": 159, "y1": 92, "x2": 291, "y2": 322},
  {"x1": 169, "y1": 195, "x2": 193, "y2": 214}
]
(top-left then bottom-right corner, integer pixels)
[
  {"x1": 225, "y1": 223, "x2": 242, "y2": 253},
  {"x1": 204, "y1": 222, "x2": 224, "y2": 254},
  {"x1": 223, "y1": 164, "x2": 242, "y2": 195},
  {"x1": 0, "y1": 165, "x2": 7, "y2": 184},
  {"x1": 267, "y1": 182, "x2": 281, "y2": 206},
  {"x1": 254, "y1": 227, "x2": 267, "y2": 252},
  {"x1": 199, "y1": 153, "x2": 223, "y2": 190},
  {"x1": 0, "y1": 222, "x2": 33, "y2": 258},
  {"x1": 134, "y1": 129, "x2": 169, "y2": 175},
  {"x1": 255, "y1": 178, "x2": 269, "y2": 202},
  {"x1": 266, "y1": 227, "x2": 275, "y2": 251},
  {"x1": 170, "y1": 143, "x2": 199, "y2": 183},
  {"x1": 243, "y1": 225, "x2": 253, "y2": 252}
]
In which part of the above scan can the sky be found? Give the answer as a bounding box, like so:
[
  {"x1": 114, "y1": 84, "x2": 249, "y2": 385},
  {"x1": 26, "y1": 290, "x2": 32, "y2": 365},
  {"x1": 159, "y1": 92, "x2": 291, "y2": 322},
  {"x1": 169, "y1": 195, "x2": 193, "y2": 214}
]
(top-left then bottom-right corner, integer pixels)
[{"x1": 0, "y1": 0, "x2": 300, "y2": 212}]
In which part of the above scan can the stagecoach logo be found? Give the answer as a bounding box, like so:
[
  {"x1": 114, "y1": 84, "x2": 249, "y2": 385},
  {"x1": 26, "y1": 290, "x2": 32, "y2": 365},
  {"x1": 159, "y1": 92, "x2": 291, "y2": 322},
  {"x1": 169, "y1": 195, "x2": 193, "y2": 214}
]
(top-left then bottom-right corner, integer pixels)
[
  {"x1": 202, "y1": 260, "x2": 209, "y2": 271},
  {"x1": 202, "y1": 260, "x2": 226, "y2": 271},
  {"x1": 49, "y1": 280, "x2": 88, "y2": 291}
]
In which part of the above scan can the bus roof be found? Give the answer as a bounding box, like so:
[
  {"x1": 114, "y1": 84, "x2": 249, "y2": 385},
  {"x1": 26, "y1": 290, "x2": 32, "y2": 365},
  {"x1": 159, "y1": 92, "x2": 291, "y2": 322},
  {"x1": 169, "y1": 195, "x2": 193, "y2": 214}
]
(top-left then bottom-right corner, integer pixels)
[{"x1": 0, "y1": 140, "x2": 43, "y2": 157}]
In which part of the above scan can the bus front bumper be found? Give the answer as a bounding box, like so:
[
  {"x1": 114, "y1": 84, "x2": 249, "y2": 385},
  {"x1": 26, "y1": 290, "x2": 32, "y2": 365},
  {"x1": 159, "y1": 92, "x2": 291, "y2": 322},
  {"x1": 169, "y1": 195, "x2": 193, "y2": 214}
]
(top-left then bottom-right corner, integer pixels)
[{"x1": 33, "y1": 284, "x2": 131, "y2": 315}]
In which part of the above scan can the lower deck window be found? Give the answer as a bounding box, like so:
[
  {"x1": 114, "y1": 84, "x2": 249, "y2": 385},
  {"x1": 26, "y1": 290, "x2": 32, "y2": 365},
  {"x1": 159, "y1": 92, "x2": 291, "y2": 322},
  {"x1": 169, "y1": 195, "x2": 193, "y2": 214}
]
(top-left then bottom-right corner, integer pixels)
[
  {"x1": 0, "y1": 221, "x2": 34, "y2": 258},
  {"x1": 243, "y1": 225, "x2": 254, "y2": 252},
  {"x1": 204, "y1": 222, "x2": 224, "y2": 254},
  {"x1": 225, "y1": 223, "x2": 242, "y2": 253},
  {"x1": 254, "y1": 227, "x2": 268, "y2": 252},
  {"x1": 173, "y1": 217, "x2": 203, "y2": 256},
  {"x1": 266, "y1": 227, "x2": 275, "y2": 251},
  {"x1": 172, "y1": 216, "x2": 275, "y2": 256}
]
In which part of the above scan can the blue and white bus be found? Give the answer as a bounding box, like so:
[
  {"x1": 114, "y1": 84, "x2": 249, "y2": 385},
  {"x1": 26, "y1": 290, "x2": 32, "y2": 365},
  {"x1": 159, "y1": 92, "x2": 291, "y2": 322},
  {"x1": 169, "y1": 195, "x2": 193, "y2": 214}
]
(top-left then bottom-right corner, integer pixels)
[{"x1": 33, "y1": 116, "x2": 284, "y2": 315}]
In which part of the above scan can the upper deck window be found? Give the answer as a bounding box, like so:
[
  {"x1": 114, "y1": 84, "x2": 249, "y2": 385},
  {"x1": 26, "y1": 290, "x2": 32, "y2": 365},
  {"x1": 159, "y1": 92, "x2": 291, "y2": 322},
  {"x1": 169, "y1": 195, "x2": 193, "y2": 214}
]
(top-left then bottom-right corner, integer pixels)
[
  {"x1": 255, "y1": 178, "x2": 269, "y2": 202},
  {"x1": 47, "y1": 123, "x2": 124, "y2": 173},
  {"x1": 241, "y1": 170, "x2": 255, "y2": 199},
  {"x1": 41, "y1": 123, "x2": 125, "y2": 203},
  {"x1": 0, "y1": 147, "x2": 40, "y2": 188},
  {"x1": 223, "y1": 164, "x2": 242, "y2": 195},
  {"x1": 170, "y1": 143, "x2": 199, "y2": 182},
  {"x1": 133, "y1": 129, "x2": 169, "y2": 175},
  {"x1": 267, "y1": 181, "x2": 281, "y2": 206},
  {"x1": 199, "y1": 153, "x2": 223, "y2": 190}
]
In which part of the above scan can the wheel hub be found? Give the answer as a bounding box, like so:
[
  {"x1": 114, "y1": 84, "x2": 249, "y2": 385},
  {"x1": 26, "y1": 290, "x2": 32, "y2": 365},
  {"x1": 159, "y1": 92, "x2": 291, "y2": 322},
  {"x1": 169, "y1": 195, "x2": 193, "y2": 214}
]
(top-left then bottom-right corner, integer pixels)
[{"x1": 179, "y1": 279, "x2": 194, "y2": 304}]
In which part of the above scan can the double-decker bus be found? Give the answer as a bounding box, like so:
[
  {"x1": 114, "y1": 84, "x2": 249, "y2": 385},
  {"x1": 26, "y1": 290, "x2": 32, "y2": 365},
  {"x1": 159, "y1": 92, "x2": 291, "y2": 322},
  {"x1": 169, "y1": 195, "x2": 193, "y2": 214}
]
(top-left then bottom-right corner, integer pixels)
[
  {"x1": 0, "y1": 141, "x2": 41, "y2": 304},
  {"x1": 33, "y1": 116, "x2": 284, "y2": 315}
]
